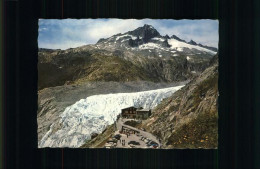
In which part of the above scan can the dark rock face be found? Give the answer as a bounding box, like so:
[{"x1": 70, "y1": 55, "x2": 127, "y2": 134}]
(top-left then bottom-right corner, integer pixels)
[
  {"x1": 164, "y1": 34, "x2": 170, "y2": 39},
  {"x1": 97, "y1": 38, "x2": 106, "y2": 43},
  {"x1": 129, "y1": 24, "x2": 161, "y2": 43},
  {"x1": 171, "y1": 35, "x2": 186, "y2": 42},
  {"x1": 128, "y1": 38, "x2": 140, "y2": 47},
  {"x1": 127, "y1": 24, "x2": 162, "y2": 47},
  {"x1": 161, "y1": 39, "x2": 171, "y2": 48},
  {"x1": 188, "y1": 40, "x2": 198, "y2": 45}
]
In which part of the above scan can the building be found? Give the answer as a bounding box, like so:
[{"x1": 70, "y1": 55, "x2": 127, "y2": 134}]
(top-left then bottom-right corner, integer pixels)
[
  {"x1": 136, "y1": 108, "x2": 151, "y2": 119},
  {"x1": 121, "y1": 106, "x2": 151, "y2": 120}
]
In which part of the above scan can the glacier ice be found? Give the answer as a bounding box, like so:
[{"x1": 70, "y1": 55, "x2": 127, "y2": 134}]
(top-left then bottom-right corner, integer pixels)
[{"x1": 38, "y1": 85, "x2": 184, "y2": 148}]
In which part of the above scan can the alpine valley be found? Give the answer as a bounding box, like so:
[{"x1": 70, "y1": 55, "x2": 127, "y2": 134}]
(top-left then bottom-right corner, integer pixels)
[{"x1": 38, "y1": 24, "x2": 218, "y2": 148}]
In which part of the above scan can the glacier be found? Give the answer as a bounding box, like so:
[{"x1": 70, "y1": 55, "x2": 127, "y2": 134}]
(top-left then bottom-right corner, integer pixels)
[{"x1": 38, "y1": 85, "x2": 184, "y2": 148}]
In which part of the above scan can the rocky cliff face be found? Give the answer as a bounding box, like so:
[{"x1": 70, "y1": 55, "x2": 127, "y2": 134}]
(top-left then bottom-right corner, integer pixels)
[{"x1": 140, "y1": 55, "x2": 218, "y2": 149}]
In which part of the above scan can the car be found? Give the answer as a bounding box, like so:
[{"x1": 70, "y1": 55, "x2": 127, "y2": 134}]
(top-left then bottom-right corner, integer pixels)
[
  {"x1": 113, "y1": 134, "x2": 121, "y2": 140},
  {"x1": 105, "y1": 142, "x2": 113, "y2": 148},
  {"x1": 145, "y1": 145, "x2": 153, "y2": 148},
  {"x1": 129, "y1": 144, "x2": 135, "y2": 148},
  {"x1": 147, "y1": 141, "x2": 158, "y2": 147},
  {"x1": 152, "y1": 145, "x2": 158, "y2": 148},
  {"x1": 107, "y1": 138, "x2": 118, "y2": 143},
  {"x1": 144, "y1": 139, "x2": 150, "y2": 143},
  {"x1": 128, "y1": 141, "x2": 140, "y2": 145}
]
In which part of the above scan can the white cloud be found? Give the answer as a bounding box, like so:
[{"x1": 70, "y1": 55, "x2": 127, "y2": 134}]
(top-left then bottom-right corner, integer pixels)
[{"x1": 38, "y1": 41, "x2": 86, "y2": 50}]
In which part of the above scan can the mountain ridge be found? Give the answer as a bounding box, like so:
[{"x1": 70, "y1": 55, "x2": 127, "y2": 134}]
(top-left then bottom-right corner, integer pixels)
[
  {"x1": 95, "y1": 24, "x2": 217, "y2": 52},
  {"x1": 38, "y1": 24, "x2": 217, "y2": 90}
]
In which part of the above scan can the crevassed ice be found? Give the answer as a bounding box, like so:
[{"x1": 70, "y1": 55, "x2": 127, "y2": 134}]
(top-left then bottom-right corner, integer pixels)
[{"x1": 39, "y1": 85, "x2": 184, "y2": 148}]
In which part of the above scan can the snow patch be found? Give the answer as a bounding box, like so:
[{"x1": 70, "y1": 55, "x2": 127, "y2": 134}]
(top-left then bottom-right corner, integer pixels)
[
  {"x1": 139, "y1": 43, "x2": 160, "y2": 50},
  {"x1": 116, "y1": 34, "x2": 137, "y2": 41},
  {"x1": 177, "y1": 47, "x2": 183, "y2": 52},
  {"x1": 152, "y1": 37, "x2": 165, "y2": 42},
  {"x1": 116, "y1": 34, "x2": 129, "y2": 40},
  {"x1": 168, "y1": 38, "x2": 216, "y2": 55}
]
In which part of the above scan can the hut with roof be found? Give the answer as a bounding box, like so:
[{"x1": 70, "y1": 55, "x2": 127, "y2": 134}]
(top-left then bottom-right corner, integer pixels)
[{"x1": 121, "y1": 106, "x2": 151, "y2": 120}]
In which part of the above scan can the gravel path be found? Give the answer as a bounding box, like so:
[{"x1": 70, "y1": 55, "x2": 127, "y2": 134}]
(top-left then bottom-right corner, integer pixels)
[{"x1": 113, "y1": 118, "x2": 161, "y2": 148}]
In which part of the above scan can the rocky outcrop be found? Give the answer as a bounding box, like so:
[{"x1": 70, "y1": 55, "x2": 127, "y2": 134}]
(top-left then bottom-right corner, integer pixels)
[
  {"x1": 129, "y1": 24, "x2": 160, "y2": 43},
  {"x1": 188, "y1": 40, "x2": 198, "y2": 45},
  {"x1": 171, "y1": 35, "x2": 186, "y2": 42}
]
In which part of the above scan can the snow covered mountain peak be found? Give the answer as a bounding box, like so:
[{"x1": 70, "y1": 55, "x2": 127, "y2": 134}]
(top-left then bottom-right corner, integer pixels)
[{"x1": 94, "y1": 24, "x2": 217, "y2": 57}]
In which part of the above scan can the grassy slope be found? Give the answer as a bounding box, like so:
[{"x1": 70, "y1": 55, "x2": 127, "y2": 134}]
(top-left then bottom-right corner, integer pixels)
[
  {"x1": 38, "y1": 51, "x2": 157, "y2": 90},
  {"x1": 166, "y1": 73, "x2": 218, "y2": 149},
  {"x1": 141, "y1": 59, "x2": 218, "y2": 149}
]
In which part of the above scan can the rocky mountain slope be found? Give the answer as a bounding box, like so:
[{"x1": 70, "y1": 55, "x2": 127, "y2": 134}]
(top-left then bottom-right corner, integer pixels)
[
  {"x1": 140, "y1": 55, "x2": 218, "y2": 149},
  {"x1": 38, "y1": 24, "x2": 217, "y2": 90}
]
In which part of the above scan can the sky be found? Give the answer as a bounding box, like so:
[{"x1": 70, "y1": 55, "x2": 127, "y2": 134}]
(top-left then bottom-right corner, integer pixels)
[{"x1": 38, "y1": 19, "x2": 218, "y2": 50}]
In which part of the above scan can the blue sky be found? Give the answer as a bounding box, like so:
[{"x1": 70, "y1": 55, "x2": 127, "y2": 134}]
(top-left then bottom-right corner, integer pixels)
[{"x1": 38, "y1": 19, "x2": 218, "y2": 50}]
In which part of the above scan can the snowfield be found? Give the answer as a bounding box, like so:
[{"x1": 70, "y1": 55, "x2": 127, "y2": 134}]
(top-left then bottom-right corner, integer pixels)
[
  {"x1": 168, "y1": 38, "x2": 217, "y2": 55},
  {"x1": 39, "y1": 85, "x2": 184, "y2": 148}
]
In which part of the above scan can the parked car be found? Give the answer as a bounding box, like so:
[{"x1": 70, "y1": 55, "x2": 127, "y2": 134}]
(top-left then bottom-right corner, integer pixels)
[
  {"x1": 105, "y1": 142, "x2": 113, "y2": 148},
  {"x1": 107, "y1": 138, "x2": 118, "y2": 143},
  {"x1": 128, "y1": 141, "x2": 140, "y2": 145},
  {"x1": 152, "y1": 145, "x2": 158, "y2": 148},
  {"x1": 147, "y1": 141, "x2": 158, "y2": 147},
  {"x1": 144, "y1": 138, "x2": 150, "y2": 143},
  {"x1": 113, "y1": 134, "x2": 121, "y2": 140}
]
